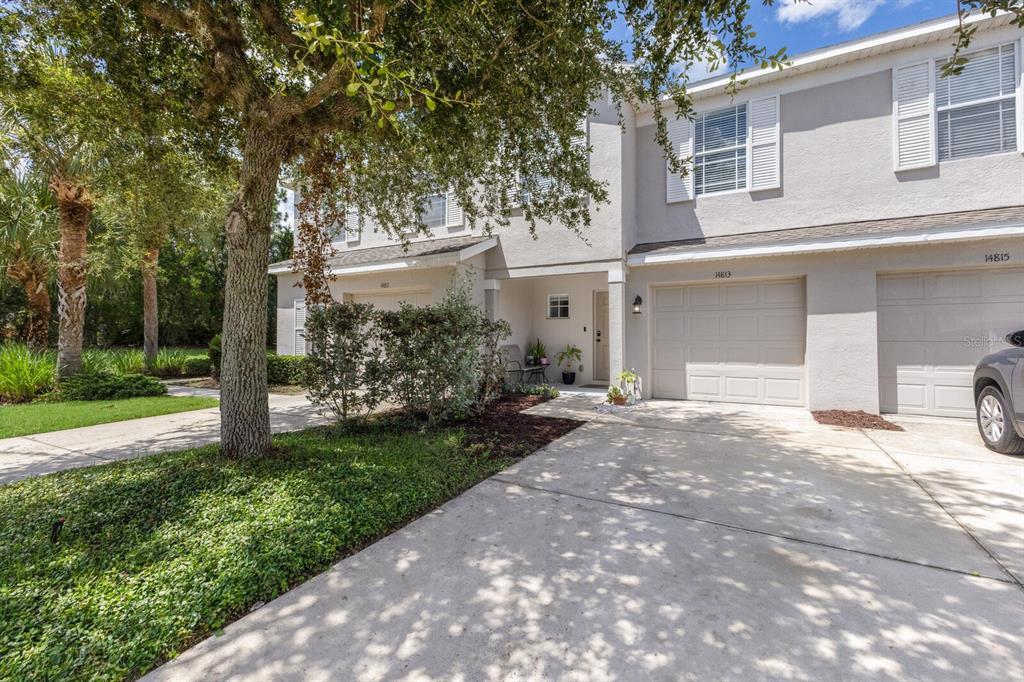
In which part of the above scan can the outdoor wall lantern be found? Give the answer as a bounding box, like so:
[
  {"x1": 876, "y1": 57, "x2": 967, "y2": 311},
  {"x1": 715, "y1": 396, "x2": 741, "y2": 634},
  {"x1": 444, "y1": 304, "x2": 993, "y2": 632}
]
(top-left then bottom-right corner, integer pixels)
[{"x1": 632, "y1": 295, "x2": 643, "y2": 315}]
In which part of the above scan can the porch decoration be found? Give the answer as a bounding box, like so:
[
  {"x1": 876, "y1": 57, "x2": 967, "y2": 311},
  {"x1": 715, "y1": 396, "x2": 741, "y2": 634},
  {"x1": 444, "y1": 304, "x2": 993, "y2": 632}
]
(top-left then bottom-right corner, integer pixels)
[
  {"x1": 556, "y1": 344, "x2": 583, "y2": 385},
  {"x1": 527, "y1": 338, "x2": 549, "y2": 367},
  {"x1": 616, "y1": 369, "x2": 643, "y2": 406}
]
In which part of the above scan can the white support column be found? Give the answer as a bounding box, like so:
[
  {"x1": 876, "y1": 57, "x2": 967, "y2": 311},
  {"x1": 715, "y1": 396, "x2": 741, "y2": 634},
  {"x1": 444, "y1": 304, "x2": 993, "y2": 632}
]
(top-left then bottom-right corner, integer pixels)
[
  {"x1": 805, "y1": 268, "x2": 880, "y2": 413},
  {"x1": 484, "y1": 279, "x2": 501, "y2": 322},
  {"x1": 608, "y1": 265, "x2": 626, "y2": 381}
]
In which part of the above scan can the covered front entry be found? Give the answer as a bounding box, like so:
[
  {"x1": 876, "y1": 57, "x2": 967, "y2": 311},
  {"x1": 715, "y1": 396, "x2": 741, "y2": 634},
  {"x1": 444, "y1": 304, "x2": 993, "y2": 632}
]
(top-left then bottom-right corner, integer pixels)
[
  {"x1": 651, "y1": 277, "x2": 806, "y2": 406},
  {"x1": 878, "y1": 267, "x2": 1024, "y2": 417}
]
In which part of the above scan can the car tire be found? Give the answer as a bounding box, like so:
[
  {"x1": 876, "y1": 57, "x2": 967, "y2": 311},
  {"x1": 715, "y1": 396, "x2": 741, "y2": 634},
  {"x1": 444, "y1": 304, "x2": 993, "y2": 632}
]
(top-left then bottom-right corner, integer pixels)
[{"x1": 976, "y1": 386, "x2": 1024, "y2": 455}]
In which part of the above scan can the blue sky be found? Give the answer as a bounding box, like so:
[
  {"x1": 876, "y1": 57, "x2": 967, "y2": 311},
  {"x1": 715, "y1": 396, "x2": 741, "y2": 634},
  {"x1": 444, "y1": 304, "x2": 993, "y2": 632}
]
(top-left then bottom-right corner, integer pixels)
[{"x1": 608, "y1": 0, "x2": 955, "y2": 80}]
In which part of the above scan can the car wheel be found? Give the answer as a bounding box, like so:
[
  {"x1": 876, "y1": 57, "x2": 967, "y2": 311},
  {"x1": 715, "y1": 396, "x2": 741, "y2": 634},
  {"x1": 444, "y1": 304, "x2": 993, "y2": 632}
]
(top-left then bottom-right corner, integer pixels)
[{"x1": 976, "y1": 386, "x2": 1024, "y2": 455}]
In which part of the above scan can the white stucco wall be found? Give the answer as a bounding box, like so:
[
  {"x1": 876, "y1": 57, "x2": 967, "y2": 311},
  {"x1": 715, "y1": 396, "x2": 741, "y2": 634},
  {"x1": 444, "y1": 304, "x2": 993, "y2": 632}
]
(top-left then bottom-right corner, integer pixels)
[{"x1": 624, "y1": 236, "x2": 1024, "y2": 411}]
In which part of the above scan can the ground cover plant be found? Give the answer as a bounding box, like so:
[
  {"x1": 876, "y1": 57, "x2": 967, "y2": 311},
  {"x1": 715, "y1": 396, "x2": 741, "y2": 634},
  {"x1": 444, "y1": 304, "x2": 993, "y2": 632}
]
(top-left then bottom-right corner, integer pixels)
[
  {"x1": 0, "y1": 396, "x2": 218, "y2": 438},
  {"x1": 0, "y1": 393, "x2": 581, "y2": 680}
]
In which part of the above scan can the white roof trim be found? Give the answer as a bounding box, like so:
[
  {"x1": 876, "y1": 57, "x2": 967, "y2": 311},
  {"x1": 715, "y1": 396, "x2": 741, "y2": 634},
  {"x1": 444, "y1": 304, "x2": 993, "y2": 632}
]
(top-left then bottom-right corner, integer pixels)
[
  {"x1": 648, "y1": 11, "x2": 1008, "y2": 108},
  {"x1": 458, "y1": 237, "x2": 498, "y2": 261},
  {"x1": 627, "y1": 223, "x2": 1024, "y2": 267}
]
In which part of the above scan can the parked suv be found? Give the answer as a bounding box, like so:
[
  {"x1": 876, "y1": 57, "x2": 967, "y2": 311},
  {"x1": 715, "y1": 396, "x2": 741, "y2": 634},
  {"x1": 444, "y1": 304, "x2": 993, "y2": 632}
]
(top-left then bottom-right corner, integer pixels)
[{"x1": 974, "y1": 330, "x2": 1024, "y2": 455}]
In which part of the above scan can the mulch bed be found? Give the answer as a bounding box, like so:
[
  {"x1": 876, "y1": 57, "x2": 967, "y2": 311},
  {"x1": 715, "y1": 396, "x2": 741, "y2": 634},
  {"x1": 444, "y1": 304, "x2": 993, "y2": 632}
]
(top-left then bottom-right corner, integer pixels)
[
  {"x1": 462, "y1": 393, "x2": 584, "y2": 458},
  {"x1": 812, "y1": 410, "x2": 903, "y2": 431}
]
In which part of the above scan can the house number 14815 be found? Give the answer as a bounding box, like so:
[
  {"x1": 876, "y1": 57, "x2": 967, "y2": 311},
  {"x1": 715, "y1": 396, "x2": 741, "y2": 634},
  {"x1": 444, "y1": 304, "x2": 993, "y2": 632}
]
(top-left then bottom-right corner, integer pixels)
[
  {"x1": 984, "y1": 253, "x2": 1010, "y2": 263},
  {"x1": 714, "y1": 271, "x2": 732, "y2": 279}
]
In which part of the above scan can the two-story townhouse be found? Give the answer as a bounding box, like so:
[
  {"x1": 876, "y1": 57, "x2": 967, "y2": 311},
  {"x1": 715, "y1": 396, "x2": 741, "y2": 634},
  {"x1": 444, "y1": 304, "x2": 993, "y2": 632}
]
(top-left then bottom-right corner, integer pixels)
[{"x1": 272, "y1": 11, "x2": 1024, "y2": 419}]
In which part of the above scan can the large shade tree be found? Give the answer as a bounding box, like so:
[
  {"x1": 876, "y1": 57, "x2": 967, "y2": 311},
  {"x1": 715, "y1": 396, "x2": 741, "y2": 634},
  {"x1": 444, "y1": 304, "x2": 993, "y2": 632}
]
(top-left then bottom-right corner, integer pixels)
[{"x1": 26, "y1": 0, "x2": 1022, "y2": 457}]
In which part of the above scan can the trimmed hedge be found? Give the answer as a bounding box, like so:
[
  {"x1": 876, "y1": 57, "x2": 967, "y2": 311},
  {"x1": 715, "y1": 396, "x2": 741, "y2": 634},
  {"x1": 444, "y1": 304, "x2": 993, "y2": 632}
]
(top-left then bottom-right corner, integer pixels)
[
  {"x1": 267, "y1": 354, "x2": 307, "y2": 385},
  {"x1": 57, "y1": 372, "x2": 168, "y2": 401}
]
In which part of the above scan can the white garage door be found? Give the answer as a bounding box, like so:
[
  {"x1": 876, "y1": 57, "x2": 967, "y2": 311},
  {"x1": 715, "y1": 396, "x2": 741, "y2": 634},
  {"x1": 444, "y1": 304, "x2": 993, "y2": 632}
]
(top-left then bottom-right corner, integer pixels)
[
  {"x1": 878, "y1": 267, "x2": 1024, "y2": 417},
  {"x1": 652, "y1": 278, "x2": 806, "y2": 406},
  {"x1": 350, "y1": 289, "x2": 431, "y2": 311}
]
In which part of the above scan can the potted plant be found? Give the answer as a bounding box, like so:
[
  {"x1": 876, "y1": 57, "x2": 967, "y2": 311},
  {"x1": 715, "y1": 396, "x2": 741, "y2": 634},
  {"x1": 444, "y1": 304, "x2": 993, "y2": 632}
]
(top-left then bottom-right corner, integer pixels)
[
  {"x1": 556, "y1": 344, "x2": 582, "y2": 385},
  {"x1": 528, "y1": 338, "x2": 548, "y2": 366},
  {"x1": 607, "y1": 385, "x2": 626, "y2": 405}
]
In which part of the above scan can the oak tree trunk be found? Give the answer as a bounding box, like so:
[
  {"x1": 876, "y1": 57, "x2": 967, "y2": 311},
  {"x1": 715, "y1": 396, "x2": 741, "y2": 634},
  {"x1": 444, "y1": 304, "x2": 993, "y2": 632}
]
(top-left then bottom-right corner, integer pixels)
[
  {"x1": 5, "y1": 258, "x2": 51, "y2": 352},
  {"x1": 219, "y1": 127, "x2": 286, "y2": 458},
  {"x1": 142, "y1": 247, "x2": 160, "y2": 372},
  {"x1": 51, "y1": 173, "x2": 93, "y2": 379}
]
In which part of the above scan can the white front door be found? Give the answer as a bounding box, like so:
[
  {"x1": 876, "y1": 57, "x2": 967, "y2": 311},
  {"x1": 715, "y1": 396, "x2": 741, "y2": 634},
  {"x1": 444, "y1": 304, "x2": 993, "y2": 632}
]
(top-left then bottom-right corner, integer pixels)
[
  {"x1": 878, "y1": 267, "x2": 1024, "y2": 417},
  {"x1": 651, "y1": 278, "x2": 806, "y2": 406}
]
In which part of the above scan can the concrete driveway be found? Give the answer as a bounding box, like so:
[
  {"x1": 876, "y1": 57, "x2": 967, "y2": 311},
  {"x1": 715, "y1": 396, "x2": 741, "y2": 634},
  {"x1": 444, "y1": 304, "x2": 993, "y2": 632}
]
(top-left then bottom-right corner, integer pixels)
[{"x1": 146, "y1": 397, "x2": 1023, "y2": 682}]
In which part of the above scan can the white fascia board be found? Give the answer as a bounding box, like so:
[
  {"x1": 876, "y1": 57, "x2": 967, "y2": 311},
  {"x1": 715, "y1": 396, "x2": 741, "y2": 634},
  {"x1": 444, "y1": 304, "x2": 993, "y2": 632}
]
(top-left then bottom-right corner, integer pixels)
[
  {"x1": 627, "y1": 224, "x2": 1024, "y2": 267},
  {"x1": 329, "y1": 252, "x2": 462, "y2": 276},
  {"x1": 458, "y1": 237, "x2": 498, "y2": 261},
  {"x1": 649, "y1": 12, "x2": 1003, "y2": 108},
  {"x1": 268, "y1": 263, "x2": 293, "y2": 274}
]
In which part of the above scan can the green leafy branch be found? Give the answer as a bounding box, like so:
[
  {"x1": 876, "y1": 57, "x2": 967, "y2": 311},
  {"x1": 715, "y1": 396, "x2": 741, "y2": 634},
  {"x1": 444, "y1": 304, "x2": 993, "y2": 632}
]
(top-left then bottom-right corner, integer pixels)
[{"x1": 287, "y1": 8, "x2": 473, "y2": 129}]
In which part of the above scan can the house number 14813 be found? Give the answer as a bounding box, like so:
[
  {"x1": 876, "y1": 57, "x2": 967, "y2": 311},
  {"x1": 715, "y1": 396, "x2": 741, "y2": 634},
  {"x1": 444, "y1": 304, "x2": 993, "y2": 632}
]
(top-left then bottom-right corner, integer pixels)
[{"x1": 714, "y1": 271, "x2": 732, "y2": 279}]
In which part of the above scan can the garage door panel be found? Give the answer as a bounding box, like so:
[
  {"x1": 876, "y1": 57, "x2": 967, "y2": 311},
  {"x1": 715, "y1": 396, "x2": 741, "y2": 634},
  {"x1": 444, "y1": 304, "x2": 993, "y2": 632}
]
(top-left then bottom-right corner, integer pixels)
[
  {"x1": 878, "y1": 267, "x2": 1024, "y2": 417},
  {"x1": 878, "y1": 274, "x2": 925, "y2": 301},
  {"x1": 724, "y1": 284, "x2": 759, "y2": 306},
  {"x1": 654, "y1": 287, "x2": 685, "y2": 310},
  {"x1": 765, "y1": 378, "x2": 803, "y2": 402},
  {"x1": 689, "y1": 315, "x2": 721, "y2": 338},
  {"x1": 761, "y1": 312, "x2": 804, "y2": 339},
  {"x1": 878, "y1": 307, "x2": 926, "y2": 340},
  {"x1": 653, "y1": 314, "x2": 685, "y2": 341},
  {"x1": 688, "y1": 285, "x2": 721, "y2": 307},
  {"x1": 929, "y1": 272, "x2": 981, "y2": 300},
  {"x1": 652, "y1": 278, "x2": 806, "y2": 407},
  {"x1": 762, "y1": 280, "x2": 804, "y2": 305}
]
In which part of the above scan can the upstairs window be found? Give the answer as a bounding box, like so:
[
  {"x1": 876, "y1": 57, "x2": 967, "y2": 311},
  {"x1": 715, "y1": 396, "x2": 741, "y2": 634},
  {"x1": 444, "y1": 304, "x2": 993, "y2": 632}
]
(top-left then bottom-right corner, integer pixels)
[
  {"x1": 694, "y1": 104, "x2": 748, "y2": 196},
  {"x1": 936, "y1": 43, "x2": 1017, "y2": 161},
  {"x1": 420, "y1": 194, "x2": 447, "y2": 228}
]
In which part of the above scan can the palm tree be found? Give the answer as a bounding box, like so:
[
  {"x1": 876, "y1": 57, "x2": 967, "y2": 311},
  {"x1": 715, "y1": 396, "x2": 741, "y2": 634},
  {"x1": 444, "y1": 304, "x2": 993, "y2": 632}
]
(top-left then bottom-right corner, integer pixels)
[{"x1": 0, "y1": 168, "x2": 57, "y2": 351}]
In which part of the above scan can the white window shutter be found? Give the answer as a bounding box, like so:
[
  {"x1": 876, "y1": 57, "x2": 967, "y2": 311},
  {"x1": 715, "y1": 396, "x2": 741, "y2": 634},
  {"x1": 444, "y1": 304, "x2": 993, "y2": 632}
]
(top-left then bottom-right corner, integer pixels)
[
  {"x1": 293, "y1": 300, "x2": 307, "y2": 356},
  {"x1": 748, "y1": 96, "x2": 780, "y2": 191},
  {"x1": 344, "y1": 208, "x2": 360, "y2": 242},
  {"x1": 571, "y1": 118, "x2": 588, "y2": 150},
  {"x1": 893, "y1": 62, "x2": 936, "y2": 171},
  {"x1": 1018, "y1": 37, "x2": 1023, "y2": 153},
  {"x1": 666, "y1": 116, "x2": 694, "y2": 202},
  {"x1": 445, "y1": 190, "x2": 464, "y2": 228}
]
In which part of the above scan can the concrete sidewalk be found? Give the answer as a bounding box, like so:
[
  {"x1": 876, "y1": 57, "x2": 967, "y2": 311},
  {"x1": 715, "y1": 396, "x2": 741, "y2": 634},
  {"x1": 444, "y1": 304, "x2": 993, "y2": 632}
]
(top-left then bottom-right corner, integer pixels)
[
  {"x1": 144, "y1": 397, "x2": 1024, "y2": 682},
  {"x1": 0, "y1": 393, "x2": 327, "y2": 485}
]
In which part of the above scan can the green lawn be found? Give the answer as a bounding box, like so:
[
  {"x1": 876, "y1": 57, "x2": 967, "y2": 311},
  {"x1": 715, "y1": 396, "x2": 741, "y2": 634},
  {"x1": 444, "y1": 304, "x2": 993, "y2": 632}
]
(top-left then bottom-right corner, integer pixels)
[
  {"x1": 0, "y1": 396, "x2": 219, "y2": 439},
  {"x1": 0, "y1": 424, "x2": 517, "y2": 681}
]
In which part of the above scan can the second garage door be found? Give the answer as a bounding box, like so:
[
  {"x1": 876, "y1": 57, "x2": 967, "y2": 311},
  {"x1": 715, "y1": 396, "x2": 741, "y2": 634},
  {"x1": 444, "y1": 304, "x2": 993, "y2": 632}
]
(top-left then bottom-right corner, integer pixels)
[
  {"x1": 651, "y1": 278, "x2": 806, "y2": 406},
  {"x1": 878, "y1": 267, "x2": 1024, "y2": 417}
]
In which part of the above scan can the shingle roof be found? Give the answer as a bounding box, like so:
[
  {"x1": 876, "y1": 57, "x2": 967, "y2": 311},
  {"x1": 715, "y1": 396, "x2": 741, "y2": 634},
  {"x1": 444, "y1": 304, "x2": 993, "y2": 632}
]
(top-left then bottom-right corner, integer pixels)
[
  {"x1": 270, "y1": 234, "x2": 491, "y2": 271},
  {"x1": 628, "y1": 206, "x2": 1024, "y2": 257}
]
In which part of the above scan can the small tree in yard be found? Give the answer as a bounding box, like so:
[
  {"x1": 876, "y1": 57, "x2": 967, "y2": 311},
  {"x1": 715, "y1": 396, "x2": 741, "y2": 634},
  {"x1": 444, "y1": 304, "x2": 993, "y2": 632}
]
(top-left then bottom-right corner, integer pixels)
[{"x1": 302, "y1": 301, "x2": 382, "y2": 422}]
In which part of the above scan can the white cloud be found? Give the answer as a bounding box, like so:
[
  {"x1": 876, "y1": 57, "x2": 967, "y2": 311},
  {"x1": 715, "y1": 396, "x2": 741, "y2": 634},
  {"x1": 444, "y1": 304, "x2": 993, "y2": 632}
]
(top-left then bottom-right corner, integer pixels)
[
  {"x1": 777, "y1": 0, "x2": 889, "y2": 32},
  {"x1": 683, "y1": 54, "x2": 731, "y2": 82}
]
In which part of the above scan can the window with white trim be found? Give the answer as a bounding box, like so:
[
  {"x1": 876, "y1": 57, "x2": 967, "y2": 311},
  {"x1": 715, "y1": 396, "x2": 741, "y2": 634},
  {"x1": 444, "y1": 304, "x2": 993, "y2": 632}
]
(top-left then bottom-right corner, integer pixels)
[
  {"x1": 694, "y1": 104, "x2": 748, "y2": 196},
  {"x1": 547, "y1": 294, "x2": 569, "y2": 319},
  {"x1": 420, "y1": 193, "x2": 447, "y2": 228},
  {"x1": 936, "y1": 43, "x2": 1017, "y2": 161}
]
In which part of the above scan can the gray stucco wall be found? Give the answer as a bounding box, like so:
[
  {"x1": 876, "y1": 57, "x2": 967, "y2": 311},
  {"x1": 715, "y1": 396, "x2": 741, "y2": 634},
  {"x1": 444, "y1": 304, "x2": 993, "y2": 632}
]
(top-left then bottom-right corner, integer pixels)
[{"x1": 633, "y1": 68, "x2": 1024, "y2": 249}]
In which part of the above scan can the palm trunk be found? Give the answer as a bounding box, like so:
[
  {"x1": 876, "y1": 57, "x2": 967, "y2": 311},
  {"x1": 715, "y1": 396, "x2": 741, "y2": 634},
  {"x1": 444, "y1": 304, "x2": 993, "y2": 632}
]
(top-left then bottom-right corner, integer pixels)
[
  {"x1": 5, "y1": 258, "x2": 51, "y2": 352},
  {"x1": 142, "y1": 247, "x2": 159, "y2": 372},
  {"x1": 219, "y1": 127, "x2": 286, "y2": 458},
  {"x1": 51, "y1": 173, "x2": 93, "y2": 379}
]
